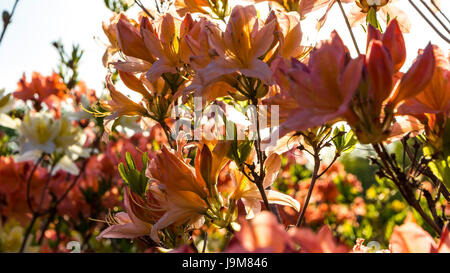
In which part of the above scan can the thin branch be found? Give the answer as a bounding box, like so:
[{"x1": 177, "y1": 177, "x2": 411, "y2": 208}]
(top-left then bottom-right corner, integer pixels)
[
  {"x1": 430, "y1": 0, "x2": 450, "y2": 24},
  {"x1": 26, "y1": 153, "x2": 45, "y2": 214},
  {"x1": 134, "y1": 0, "x2": 155, "y2": 19},
  {"x1": 296, "y1": 147, "x2": 320, "y2": 227},
  {"x1": 420, "y1": 0, "x2": 450, "y2": 34},
  {"x1": 408, "y1": 0, "x2": 450, "y2": 43},
  {"x1": 336, "y1": 0, "x2": 361, "y2": 55},
  {"x1": 0, "y1": 0, "x2": 19, "y2": 46}
]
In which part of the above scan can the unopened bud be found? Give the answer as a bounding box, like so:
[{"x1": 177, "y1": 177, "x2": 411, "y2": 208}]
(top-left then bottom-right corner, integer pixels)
[{"x1": 2, "y1": 11, "x2": 10, "y2": 25}]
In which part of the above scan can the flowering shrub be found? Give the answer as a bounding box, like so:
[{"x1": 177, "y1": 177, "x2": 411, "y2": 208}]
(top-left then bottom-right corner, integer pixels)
[{"x1": 0, "y1": 0, "x2": 449, "y2": 253}]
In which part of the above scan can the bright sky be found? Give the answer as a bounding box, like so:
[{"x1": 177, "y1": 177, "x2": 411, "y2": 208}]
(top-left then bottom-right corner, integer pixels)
[{"x1": 0, "y1": 0, "x2": 449, "y2": 94}]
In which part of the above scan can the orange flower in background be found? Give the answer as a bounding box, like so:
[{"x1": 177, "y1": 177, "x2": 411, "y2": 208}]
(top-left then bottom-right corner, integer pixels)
[
  {"x1": 226, "y1": 211, "x2": 348, "y2": 253},
  {"x1": 288, "y1": 225, "x2": 349, "y2": 253},
  {"x1": 390, "y1": 221, "x2": 449, "y2": 253},
  {"x1": 226, "y1": 211, "x2": 294, "y2": 252},
  {"x1": 0, "y1": 157, "x2": 51, "y2": 225},
  {"x1": 14, "y1": 72, "x2": 67, "y2": 112},
  {"x1": 273, "y1": 31, "x2": 364, "y2": 137}
]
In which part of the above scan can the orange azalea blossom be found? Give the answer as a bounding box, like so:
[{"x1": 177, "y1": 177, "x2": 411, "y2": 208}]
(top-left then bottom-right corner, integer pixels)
[
  {"x1": 116, "y1": 14, "x2": 155, "y2": 65},
  {"x1": 100, "y1": 74, "x2": 149, "y2": 133},
  {"x1": 398, "y1": 45, "x2": 450, "y2": 116},
  {"x1": 106, "y1": 13, "x2": 154, "y2": 74},
  {"x1": 347, "y1": 19, "x2": 436, "y2": 144},
  {"x1": 101, "y1": 13, "x2": 121, "y2": 66},
  {"x1": 272, "y1": 31, "x2": 364, "y2": 137},
  {"x1": 288, "y1": 225, "x2": 349, "y2": 253},
  {"x1": 226, "y1": 211, "x2": 348, "y2": 253},
  {"x1": 226, "y1": 211, "x2": 295, "y2": 252},
  {"x1": 0, "y1": 157, "x2": 50, "y2": 225},
  {"x1": 196, "y1": 5, "x2": 276, "y2": 92},
  {"x1": 195, "y1": 141, "x2": 232, "y2": 190},
  {"x1": 230, "y1": 153, "x2": 300, "y2": 218},
  {"x1": 140, "y1": 12, "x2": 210, "y2": 83},
  {"x1": 265, "y1": 10, "x2": 305, "y2": 61},
  {"x1": 97, "y1": 187, "x2": 153, "y2": 240},
  {"x1": 348, "y1": 0, "x2": 411, "y2": 33},
  {"x1": 396, "y1": 45, "x2": 449, "y2": 148},
  {"x1": 248, "y1": 0, "x2": 351, "y2": 22},
  {"x1": 174, "y1": 0, "x2": 214, "y2": 17},
  {"x1": 14, "y1": 72, "x2": 67, "y2": 112},
  {"x1": 147, "y1": 145, "x2": 209, "y2": 242},
  {"x1": 389, "y1": 221, "x2": 449, "y2": 253}
]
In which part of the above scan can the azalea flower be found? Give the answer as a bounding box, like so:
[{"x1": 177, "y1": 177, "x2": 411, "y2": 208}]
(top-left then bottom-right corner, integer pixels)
[
  {"x1": 398, "y1": 45, "x2": 449, "y2": 116},
  {"x1": 348, "y1": 0, "x2": 411, "y2": 33},
  {"x1": 272, "y1": 31, "x2": 364, "y2": 137},
  {"x1": 230, "y1": 153, "x2": 300, "y2": 218},
  {"x1": 0, "y1": 89, "x2": 14, "y2": 114},
  {"x1": 1, "y1": 111, "x2": 86, "y2": 175},
  {"x1": 101, "y1": 13, "x2": 121, "y2": 66},
  {"x1": 226, "y1": 211, "x2": 295, "y2": 252},
  {"x1": 389, "y1": 221, "x2": 449, "y2": 253},
  {"x1": 14, "y1": 72, "x2": 67, "y2": 112},
  {"x1": 347, "y1": 19, "x2": 436, "y2": 143},
  {"x1": 175, "y1": 0, "x2": 211, "y2": 16},
  {"x1": 196, "y1": 5, "x2": 276, "y2": 94},
  {"x1": 288, "y1": 225, "x2": 349, "y2": 253},
  {"x1": 140, "y1": 12, "x2": 211, "y2": 83},
  {"x1": 147, "y1": 145, "x2": 209, "y2": 242},
  {"x1": 265, "y1": 10, "x2": 306, "y2": 61},
  {"x1": 100, "y1": 74, "x2": 150, "y2": 134},
  {"x1": 115, "y1": 14, "x2": 155, "y2": 64},
  {"x1": 97, "y1": 187, "x2": 153, "y2": 240}
]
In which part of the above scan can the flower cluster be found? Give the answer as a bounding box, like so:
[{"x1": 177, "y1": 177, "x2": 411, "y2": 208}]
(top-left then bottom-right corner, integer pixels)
[{"x1": 0, "y1": 0, "x2": 449, "y2": 253}]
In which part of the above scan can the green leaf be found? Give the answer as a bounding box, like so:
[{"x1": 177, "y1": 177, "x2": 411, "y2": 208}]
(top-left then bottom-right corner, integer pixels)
[
  {"x1": 333, "y1": 126, "x2": 357, "y2": 155},
  {"x1": 125, "y1": 152, "x2": 136, "y2": 170},
  {"x1": 442, "y1": 119, "x2": 450, "y2": 159},
  {"x1": 118, "y1": 163, "x2": 129, "y2": 184},
  {"x1": 118, "y1": 153, "x2": 149, "y2": 196},
  {"x1": 366, "y1": 7, "x2": 381, "y2": 31}
]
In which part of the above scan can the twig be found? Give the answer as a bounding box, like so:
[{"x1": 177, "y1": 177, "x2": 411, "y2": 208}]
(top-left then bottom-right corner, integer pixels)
[
  {"x1": 0, "y1": 0, "x2": 19, "y2": 46},
  {"x1": 296, "y1": 147, "x2": 320, "y2": 227},
  {"x1": 372, "y1": 143, "x2": 443, "y2": 235},
  {"x1": 336, "y1": 0, "x2": 361, "y2": 55},
  {"x1": 420, "y1": 0, "x2": 450, "y2": 34},
  {"x1": 20, "y1": 162, "x2": 56, "y2": 252},
  {"x1": 408, "y1": 0, "x2": 450, "y2": 43},
  {"x1": 26, "y1": 153, "x2": 46, "y2": 214},
  {"x1": 250, "y1": 98, "x2": 281, "y2": 222}
]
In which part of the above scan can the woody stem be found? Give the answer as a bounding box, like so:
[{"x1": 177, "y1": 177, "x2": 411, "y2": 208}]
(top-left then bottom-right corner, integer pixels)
[
  {"x1": 251, "y1": 98, "x2": 282, "y2": 223},
  {"x1": 372, "y1": 143, "x2": 442, "y2": 235},
  {"x1": 296, "y1": 147, "x2": 320, "y2": 227},
  {"x1": 20, "y1": 161, "x2": 56, "y2": 253},
  {"x1": 160, "y1": 119, "x2": 174, "y2": 149}
]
